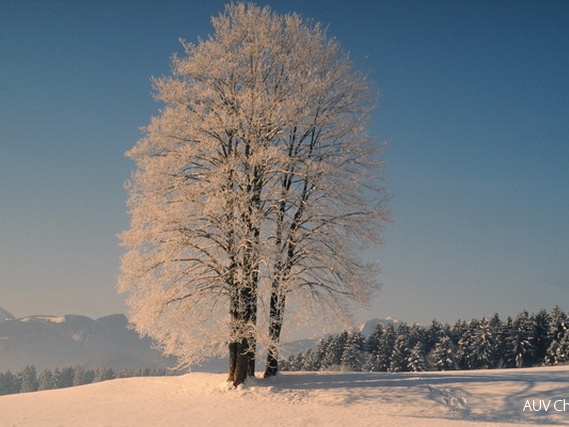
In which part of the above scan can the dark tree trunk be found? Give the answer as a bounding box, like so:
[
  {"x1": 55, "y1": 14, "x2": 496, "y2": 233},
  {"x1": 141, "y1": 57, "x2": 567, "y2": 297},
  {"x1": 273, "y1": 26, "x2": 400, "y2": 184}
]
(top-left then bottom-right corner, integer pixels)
[
  {"x1": 227, "y1": 283, "x2": 241, "y2": 384},
  {"x1": 264, "y1": 289, "x2": 285, "y2": 377},
  {"x1": 240, "y1": 280, "x2": 257, "y2": 383},
  {"x1": 227, "y1": 157, "x2": 261, "y2": 387},
  {"x1": 233, "y1": 339, "x2": 249, "y2": 386},
  {"x1": 228, "y1": 340, "x2": 251, "y2": 386},
  {"x1": 227, "y1": 279, "x2": 257, "y2": 386},
  {"x1": 227, "y1": 341, "x2": 238, "y2": 383},
  {"x1": 246, "y1": 336, "x2": 256, "y2": 377}
]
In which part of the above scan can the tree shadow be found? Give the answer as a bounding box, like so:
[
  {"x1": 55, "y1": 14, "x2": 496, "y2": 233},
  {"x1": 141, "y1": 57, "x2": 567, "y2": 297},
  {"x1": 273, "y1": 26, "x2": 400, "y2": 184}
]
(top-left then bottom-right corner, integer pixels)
[{"x1": 268, "y1": 369, "x2": 569, "y2": 425}]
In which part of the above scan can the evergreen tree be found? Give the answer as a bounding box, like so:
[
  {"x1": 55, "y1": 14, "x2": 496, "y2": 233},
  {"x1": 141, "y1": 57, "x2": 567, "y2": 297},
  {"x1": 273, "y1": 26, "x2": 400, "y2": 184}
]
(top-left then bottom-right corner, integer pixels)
[
  {"x1": 19, "y1": 365, "x2": 39, "y2": 393},
  {"x1": 425, "y1": 320, "x2": 445, "y2": 355},
  {"x1": 302, "y1": 348, "x2": 320, "y2": 371},
  {"x1": 547, "y1": 332, "x2": 569, "y2": 365},
  {"x1": 278, "y1": 307, "x2": 569, "y2": 373},
  {"x1": 321, "y1": 331, "x2": 348, "y2": 370},
  {"x1": 289, "y1": 352, "x2": 304, "y2": 371},
  {"x1": 0, "y1": 373, "x2": 6, "y2": 395},
  {"x1": 429, "y1": 335, "x2": 458, "y2": 371},
  {"x1": 0, "y1": 371, "x2": 21, "y2": 395},
  {"x1": 488, "y1": 313, "x2": 508, "y2": 368},
  {"x1": 73, "y1": 366, "x2": 95, "y2": 386},
  {"x1": 311, "y1": 337, "x2": 331, "y2": 371},
  {"x1": 507, "y1": 310, "x2": 535, "y2": 368},
  {"x1": 340, "y1": 331, "x2": 365, "y2": 371},
  {"x1": 53, "y1": 367, "x2": 75, "y2": 389},
  {"x1": 374, "y1": 324, "x2": 396, "y2": 372},
  {"x1": 362, "y1": 324, "x2": 383, "y2": 371},
  {"x1": 531, "y1": 309, "x2": 551, "y2": 365},
  {"x1": 365, "y1": 323, "x2": 384, "y2": 354},
  {"x1": 116, "y1": 368, "x2": 137, "y2": 379},
  {"x1": 545, "y1": 306, "x2": 568, "y2": 365},
  {"x1": 407, "y1": 341, "x2": 427, "y2": 372},
  {"x1": 38, "y1": 369, "x2": 56, "y2": 391},
  {"x1": 408, "y1": 323, "x2": 427, "y2": 350},
  {"x1": 93, "y1": 367, "x2": 115, "y2": 383},
  {"x1": 471, "y1": 317, "x2": 497, "y2": 369},
  {"x1": 461, "y1": 319, "x2": 481, "y2": 369},
  {"x1": 390, "y1": 324, "x2": 411, "y2": 372}
]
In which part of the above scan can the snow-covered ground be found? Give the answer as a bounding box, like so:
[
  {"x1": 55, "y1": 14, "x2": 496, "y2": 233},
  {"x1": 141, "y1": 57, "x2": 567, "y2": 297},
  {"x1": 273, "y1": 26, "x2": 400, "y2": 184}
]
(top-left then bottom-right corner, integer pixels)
[{"x1": 2, "y1": 366, "x2": 569, "y2": 426}]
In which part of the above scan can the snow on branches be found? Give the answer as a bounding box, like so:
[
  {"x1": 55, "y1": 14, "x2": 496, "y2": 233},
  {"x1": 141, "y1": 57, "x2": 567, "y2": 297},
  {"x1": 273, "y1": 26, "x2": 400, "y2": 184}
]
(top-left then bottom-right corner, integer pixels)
[{"x1": 118, "y1": 3, "x2": 389, "y2": 385}]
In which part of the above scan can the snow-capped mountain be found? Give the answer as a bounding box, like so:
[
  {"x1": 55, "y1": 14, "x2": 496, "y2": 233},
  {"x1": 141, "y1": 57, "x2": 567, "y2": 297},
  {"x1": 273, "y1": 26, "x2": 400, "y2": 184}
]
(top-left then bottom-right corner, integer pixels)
[
  {"x1": 357, "y1": 316, "x2": 401, "y2": 337},
  {"x1": 0, "y1": 306, "x2": 15, "y2": 323},
  {"x1": 0, "y1": 310, "x2": 175, "y2": 372}
]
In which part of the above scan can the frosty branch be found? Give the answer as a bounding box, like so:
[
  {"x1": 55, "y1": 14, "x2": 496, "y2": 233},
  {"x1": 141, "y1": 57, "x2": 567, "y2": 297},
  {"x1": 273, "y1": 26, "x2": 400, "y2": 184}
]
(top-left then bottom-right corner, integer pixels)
[{"x1": 118, "y1": 2, "x2": 389, "y2": 387}]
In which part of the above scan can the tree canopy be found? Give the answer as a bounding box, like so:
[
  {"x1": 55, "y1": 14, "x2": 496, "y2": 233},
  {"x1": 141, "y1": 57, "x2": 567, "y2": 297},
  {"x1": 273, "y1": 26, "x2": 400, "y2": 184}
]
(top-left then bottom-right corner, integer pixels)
[{"x1": 118, "y1": 2, "x2": 389, "y2": 386}]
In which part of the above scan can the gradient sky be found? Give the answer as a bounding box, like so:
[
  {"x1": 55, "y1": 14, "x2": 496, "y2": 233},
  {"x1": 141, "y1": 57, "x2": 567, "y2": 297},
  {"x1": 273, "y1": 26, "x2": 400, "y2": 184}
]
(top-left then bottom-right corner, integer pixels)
[{"x1": 1, "y1": 0, "x2": 568, "y2": 332}]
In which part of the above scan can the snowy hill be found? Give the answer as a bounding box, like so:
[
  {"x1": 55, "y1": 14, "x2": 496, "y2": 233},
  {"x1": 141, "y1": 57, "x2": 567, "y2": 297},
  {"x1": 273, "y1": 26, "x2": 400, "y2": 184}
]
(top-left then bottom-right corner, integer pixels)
[
  {"x1": 0, "y1": 312, "x2": 174, "y2": 371},
  {"x1": 1, "y1": 366, "x2": 568, "y2": 426}
]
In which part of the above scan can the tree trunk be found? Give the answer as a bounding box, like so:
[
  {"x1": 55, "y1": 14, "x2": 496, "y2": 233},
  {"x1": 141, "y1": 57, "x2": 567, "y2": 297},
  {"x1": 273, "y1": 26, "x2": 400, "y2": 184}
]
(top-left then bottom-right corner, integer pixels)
[
  {"x1": 264, "y1": 290, "x2": 285, "y2": 377},
  {"x1": 227, "y1": 280, "x2": 257, "y2": 386},
  {"x1": 227, "y1": 341, "x2": 238, "y2": 383},
  {"x1": 233, "y1": 338, "x2": 249, "y2": 386},
  {"x1": 227, "y1": 284, "x2": 241, "y2": 384}
]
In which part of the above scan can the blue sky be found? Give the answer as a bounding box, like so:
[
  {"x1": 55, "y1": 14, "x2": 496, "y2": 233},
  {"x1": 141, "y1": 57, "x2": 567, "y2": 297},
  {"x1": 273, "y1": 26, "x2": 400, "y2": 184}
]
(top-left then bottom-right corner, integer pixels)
[{"x1": 1, "y1": 0, "x2": 568, "y2": 330}]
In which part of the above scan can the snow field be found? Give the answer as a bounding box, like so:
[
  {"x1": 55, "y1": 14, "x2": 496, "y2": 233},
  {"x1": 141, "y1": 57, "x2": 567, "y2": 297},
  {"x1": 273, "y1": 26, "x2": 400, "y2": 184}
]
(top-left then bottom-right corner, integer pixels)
[{"x1": 2, "y1": 367, "x2": 569, "y2": 426}]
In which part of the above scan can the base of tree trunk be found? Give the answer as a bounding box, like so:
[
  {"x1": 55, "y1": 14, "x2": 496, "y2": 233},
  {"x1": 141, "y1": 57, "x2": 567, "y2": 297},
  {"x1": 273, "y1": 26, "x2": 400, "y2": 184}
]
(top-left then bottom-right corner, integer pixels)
[
  {"x1": 227, "y1": 342, "x2": 238, "y2": 383},
  {"x1": 228, "y1": 339, "x2": 255, "y2": 387},
  {"x1": 263, "y1": 350, "x2": 279, "y2": 378}
]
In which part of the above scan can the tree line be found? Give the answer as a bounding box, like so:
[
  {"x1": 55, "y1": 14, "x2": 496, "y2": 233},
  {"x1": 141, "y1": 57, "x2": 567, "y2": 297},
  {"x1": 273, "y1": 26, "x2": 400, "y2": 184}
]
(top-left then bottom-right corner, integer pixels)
[
  {"x1": 282, "y1": 306, "x2": 569, "y2": 373},
  {"x1": 0, "y1": 366, "x2": 177, "y2": 396}
]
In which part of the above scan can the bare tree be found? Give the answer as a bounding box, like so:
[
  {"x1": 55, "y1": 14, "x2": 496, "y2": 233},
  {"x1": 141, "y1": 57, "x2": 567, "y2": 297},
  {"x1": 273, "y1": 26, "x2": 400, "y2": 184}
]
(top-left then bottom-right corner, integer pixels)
[{"x1": 118, "y1": 3, "x2": 389, "y2": 386}]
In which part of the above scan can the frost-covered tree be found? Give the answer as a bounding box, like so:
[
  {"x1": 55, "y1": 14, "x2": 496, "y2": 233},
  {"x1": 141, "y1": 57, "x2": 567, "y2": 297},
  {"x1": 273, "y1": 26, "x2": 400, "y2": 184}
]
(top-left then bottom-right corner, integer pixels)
[
  {"x1": 425, "y1": 320, "x2": 445, "y2": 354},
  {"x1": 429, "y1": 335, "x2": 458, "y2": 371},
  {"x1": 506, "y1": 310, "x2": 535, "y2": 368},
  {"x1": 546, "y1": 332, "x2": 569, "y2": 365},
  {"x1": 118, "y1": 3, "x2": 388, "y2": 385},
  {"x1": 472, "y1": 317, "x2": 498, "y2": 369},
  {"x1": 374, "y1": 323, "x2": 396, "y2": 372},
  {"x1": 301, "y1": 348, "x2": 321, "y2": 371},
  {"x1": 530, "y1": 309, "x2": 551, "y2": 365},
  {"x1": 390, "y1": 324, "x2": 411, "y2": 372},
  {"x1": 340, "y1": 331, "x2": 365, "y2": 371},
  {"x1": 365, "y1": 323, "x2": 384, "y2": 353},
  {"x1": 321, "y1": 331, "x2": 349, "y2": 370},
  {"x1": 545, "y1": 306, "x2": 568, "y2": 365},
  {"x1": 407, "y1": 341, "x2": 427, "y2": 372}
]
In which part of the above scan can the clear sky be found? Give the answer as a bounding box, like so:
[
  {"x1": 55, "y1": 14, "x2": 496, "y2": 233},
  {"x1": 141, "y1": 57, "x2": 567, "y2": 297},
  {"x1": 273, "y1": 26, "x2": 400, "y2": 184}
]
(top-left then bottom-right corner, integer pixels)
[{"x1": 1, "y1": 0, "x2": 568, "y2": 330}]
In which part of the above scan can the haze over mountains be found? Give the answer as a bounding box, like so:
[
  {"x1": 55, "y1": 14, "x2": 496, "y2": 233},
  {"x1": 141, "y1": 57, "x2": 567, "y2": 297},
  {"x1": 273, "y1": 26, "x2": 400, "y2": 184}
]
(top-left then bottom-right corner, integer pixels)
[
  {"x1": 0, "y1": 306, "x2": 399, "y2": 373},
  {"x1": 0, "y1": 306, "x2": 174, "y2": 372}
]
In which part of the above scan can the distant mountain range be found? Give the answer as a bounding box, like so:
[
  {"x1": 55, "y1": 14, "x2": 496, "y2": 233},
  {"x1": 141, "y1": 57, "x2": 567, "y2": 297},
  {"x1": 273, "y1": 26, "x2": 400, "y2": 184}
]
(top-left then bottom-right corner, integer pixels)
[
  {"x1": 0, "y1": 307, "x2": 15, "y2": 323},
  {"x1": 0, "y1": 306, "x2": 400, "y2": 373},
  {"x1": 0, "y1": 306, "x2": 175, "y2": 372}
]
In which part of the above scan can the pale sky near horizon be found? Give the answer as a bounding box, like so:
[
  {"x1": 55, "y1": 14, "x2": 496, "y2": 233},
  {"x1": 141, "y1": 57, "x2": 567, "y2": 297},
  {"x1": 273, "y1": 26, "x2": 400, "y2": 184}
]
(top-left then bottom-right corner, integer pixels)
[{"x1": 1, "y1": 0, "x2": 568, "y2": 334}]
